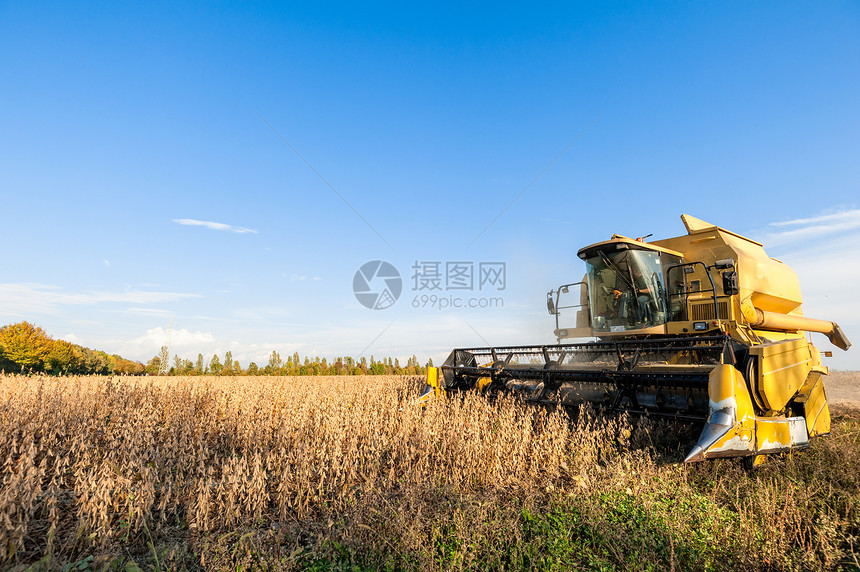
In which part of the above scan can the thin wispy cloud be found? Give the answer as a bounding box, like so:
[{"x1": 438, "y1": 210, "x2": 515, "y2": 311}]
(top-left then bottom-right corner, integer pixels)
[
  {"x1": 770, "y1": 209, "x2": 860, "y2": 227},
  {"x1": 762, "y1": 208, "x2": 860, "y2": 246},
  {"x1": 173, "y1": 218, "x2": 258, "y2": 234},
  {"x1": 0, "y1": 283, "x2": 202, "y2": 316},
  {"x1": 756, "y1": 207, "x2": 860, "y2": 353}
]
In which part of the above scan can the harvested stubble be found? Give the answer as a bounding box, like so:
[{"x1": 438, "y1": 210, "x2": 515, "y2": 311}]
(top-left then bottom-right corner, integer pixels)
[{"x1": 1, "y1": 373, "x2": 858, "y2": 571}]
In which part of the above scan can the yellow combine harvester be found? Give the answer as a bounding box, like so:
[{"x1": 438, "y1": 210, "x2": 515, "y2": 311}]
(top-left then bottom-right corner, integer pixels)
[{"x1": 423, "y1": 215, "x2": 851, "y2": 464}]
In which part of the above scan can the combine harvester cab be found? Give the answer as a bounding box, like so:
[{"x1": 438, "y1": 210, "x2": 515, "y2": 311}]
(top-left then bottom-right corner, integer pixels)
[{"x1": 424, "y1": 214, "x2": 851, "y2": 464}]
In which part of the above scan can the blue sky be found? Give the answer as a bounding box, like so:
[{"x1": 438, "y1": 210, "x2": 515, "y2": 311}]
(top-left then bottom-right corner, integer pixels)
[{"x1": 2, "y1": 2, "x2": 859, "y2": 369}]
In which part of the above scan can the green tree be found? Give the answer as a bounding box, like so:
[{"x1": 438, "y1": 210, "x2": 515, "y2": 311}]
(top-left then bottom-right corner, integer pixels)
[
  {"x1": 0, "y1": 322, "x2": 52, "y2": 371},
  {"x1": 223, "y1": 351, "x2": 233, "y2": 374},
  {"x1": 113, "y1": 355, "x2": 144, "y2": 375},
  {"x1": 158, "y1": 345, "x2": 170, "y2": 375},
  {"x1": 46, "y1": 339, "x2": 82, "y2": 374},
  {"x1": 268, "y1": 350, "x2": 282, "y2": 371},
  {"x1": 209, "y1": 354, "x2": 222, "y2": 374},
  {"x1": 83, "y1": 349, "x2": 112, "y2": 374},
  {"x1": 247, "y1": 362, "x2": 259, "y2": 375},
  {"x1": 145, "y1": 356, "x2": 162, "y2": 375}
]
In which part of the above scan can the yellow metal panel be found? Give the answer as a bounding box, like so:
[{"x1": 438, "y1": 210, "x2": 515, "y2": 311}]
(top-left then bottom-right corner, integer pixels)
[
  {"x1": 696, "y1": 365, "x2": 756, "y2": 458},
  {"x1": 417, "y1": 367, "x2": 443, "y2": 405},
  {"x1": 803, "y1": 378, "x2": 831, "y2": 437},
  {"x1": 653, "y1": 215, "x2": 804, "y2": 316},
  {"x1": 708, "y1": 364, "x2": 755, "y2": 421},
  {"x1": 755, "y1": 416, "x2": 808, "y2": 453},
  {"x1": 427, "y1": 366, "x2": 438, "y2": 389},
  {"x1": 680, "y1": 214, "x2": 763, "y2": 245},
  {"x1": 755, "y1": 418, "x2": 791, "y2": 451},
  {"x1": 750, "y1": 339, "x2": 814, "y2": 412},
  {"x1": 427, "y1": 367, "x2": 444, "y2": 397},
  {"x1": 798, "y1": 365, "x2": 825, "y2": 397}
]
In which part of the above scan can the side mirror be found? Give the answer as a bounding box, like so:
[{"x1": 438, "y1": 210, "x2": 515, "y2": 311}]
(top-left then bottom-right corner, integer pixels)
[
  {"x1": 546, "y1": 293, "x2": 557, "y2": 315},
  {"x1": 722, "y1": 271, "x2": 740, "y2": 296}
]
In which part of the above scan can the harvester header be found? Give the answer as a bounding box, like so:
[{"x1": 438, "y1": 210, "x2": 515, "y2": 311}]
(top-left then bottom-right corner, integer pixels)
[{"x1": 423, "y1": 214, "x2": 851, "y2": 465}]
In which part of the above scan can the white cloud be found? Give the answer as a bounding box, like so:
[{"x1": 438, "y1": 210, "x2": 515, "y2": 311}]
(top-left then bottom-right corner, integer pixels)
[
  {"x1": 763, "y1": 209, "x2": 860, "y2": 369},
  {"x1": 770, "y1": 209, "x2": 860, "y2": 227},
  {"x1": 761, "y1": 208, "x2": 860, "y2": 246},
  {"x1": 0, "y1": 283, "x2": 202, "y2": 316},
  {"x1": 145, "y1": 327, "x2": 216, "y2": 347},
  {"x1": 173, "y1": 218, "x2": 258, "y2": 234},
  {"x1": 777, "y1": 240, "x2": 860, "y2": 319},
  {"x1": 102, "y1": 327, "x2": 218, "y2": 361},
  {"x1": 99, "y1": 327, "x2": 293, "y2": 364},
  {"x1": 103, "y1": 259, "x2": 111, "y2": 267}
]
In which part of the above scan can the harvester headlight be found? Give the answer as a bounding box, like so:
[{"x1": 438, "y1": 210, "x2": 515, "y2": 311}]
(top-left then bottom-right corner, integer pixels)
[{"x1": 693, "y1": 321, "x2": 708, "y2": 331}]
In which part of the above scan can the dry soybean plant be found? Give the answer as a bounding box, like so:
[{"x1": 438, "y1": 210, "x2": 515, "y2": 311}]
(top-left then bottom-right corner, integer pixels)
[
  {"x1": 1, "y1": 373, "x2": 858, "y2": 570},
  {"x1": 0, "y1": 374, "x2": 607, "y2": 565}
]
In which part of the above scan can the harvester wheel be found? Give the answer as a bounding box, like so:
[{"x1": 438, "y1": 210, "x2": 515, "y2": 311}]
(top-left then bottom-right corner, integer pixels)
[{"x1": 743, "y1": 455, "x2": 768, "y2": 470}]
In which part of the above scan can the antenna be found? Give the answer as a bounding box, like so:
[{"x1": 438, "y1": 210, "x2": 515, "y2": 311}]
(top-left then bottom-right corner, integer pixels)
[{"x1": 165, "y1": 318, "x2": 174, "y2": 350}]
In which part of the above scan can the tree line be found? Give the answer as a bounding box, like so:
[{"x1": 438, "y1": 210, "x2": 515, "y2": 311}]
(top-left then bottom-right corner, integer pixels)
[
  {"x1": 146, "y1": 348, "x2": 429, "y2": 376},
  {"x1": 0, "y1": 322, "x2": 430, "y2": 376},
  {"x1": 0, "y1": 322, "x2": 144, "y2": 375}
]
